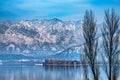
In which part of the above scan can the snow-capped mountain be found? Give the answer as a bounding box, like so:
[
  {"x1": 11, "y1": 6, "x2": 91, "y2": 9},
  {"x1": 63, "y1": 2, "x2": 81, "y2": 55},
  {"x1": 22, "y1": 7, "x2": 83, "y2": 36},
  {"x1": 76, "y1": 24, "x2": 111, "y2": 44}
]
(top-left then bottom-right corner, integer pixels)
[
  {"x1": 0, "y1": 18, "x2": 83, "y2": 56},
  {"x1": 0, "y1": 18, "x2": 119, "y2": 61}
]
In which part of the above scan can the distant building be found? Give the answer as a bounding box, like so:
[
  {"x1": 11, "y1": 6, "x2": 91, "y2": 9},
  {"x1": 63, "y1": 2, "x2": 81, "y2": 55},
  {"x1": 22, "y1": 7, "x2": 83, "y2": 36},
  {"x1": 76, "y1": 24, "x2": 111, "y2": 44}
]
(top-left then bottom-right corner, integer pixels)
[{"x1": 44, "y1": 58, "x2": 80, "y2": 67}]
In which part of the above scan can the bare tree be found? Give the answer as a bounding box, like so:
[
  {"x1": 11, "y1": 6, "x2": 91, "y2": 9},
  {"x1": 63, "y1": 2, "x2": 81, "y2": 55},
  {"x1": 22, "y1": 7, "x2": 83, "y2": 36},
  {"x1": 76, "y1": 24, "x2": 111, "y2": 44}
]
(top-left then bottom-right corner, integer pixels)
[
  {"x1": 101, "y1": 9, "x2": 120, "y2": 80},
  {"x1": 82, "y1": 10, "x2": 99, "y2": 80}
]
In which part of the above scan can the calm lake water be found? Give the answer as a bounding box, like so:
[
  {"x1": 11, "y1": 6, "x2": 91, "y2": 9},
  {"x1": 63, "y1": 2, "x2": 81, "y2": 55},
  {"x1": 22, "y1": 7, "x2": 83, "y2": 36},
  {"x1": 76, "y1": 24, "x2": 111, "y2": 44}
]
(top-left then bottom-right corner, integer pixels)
[
  {"x1": 0, "y1": 66, "x2": 83, "y2": 80},
  {"x1": 0, "y1": 66, "x2": 119, "y2": 80}
]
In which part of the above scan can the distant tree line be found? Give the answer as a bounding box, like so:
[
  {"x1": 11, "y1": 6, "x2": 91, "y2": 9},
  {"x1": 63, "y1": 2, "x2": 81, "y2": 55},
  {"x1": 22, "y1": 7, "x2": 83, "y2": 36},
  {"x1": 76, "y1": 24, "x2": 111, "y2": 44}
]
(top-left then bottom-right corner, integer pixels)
[{"x1": 81, "y1": 9, "x2": 120, "y2": 80}]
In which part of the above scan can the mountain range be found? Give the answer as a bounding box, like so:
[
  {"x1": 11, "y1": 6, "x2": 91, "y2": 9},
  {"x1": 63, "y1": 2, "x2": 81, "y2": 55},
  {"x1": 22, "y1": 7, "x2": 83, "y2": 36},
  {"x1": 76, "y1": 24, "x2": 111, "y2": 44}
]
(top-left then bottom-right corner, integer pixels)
[
  {"x1": 0, "y1": 18, "x2": 85, "y2": 60},
  {"x1": 1, "y1": 18, "x2": 118, "y2": 61}
]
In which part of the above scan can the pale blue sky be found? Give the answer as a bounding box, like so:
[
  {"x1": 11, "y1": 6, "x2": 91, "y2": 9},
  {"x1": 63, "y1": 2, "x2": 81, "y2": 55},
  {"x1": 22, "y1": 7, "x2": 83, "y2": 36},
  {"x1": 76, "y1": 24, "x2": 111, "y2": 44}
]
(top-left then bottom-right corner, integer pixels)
[{"x1": 0, "y1": 0, "x2": 120, "y2": 21}]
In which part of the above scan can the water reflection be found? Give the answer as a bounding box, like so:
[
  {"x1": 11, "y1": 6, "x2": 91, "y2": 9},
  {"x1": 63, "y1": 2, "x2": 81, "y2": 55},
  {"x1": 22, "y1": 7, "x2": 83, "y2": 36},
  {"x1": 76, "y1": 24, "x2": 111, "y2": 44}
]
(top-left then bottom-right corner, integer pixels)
[{"x1": 0, "y1": 66, "x2": 83, "y2": 80}]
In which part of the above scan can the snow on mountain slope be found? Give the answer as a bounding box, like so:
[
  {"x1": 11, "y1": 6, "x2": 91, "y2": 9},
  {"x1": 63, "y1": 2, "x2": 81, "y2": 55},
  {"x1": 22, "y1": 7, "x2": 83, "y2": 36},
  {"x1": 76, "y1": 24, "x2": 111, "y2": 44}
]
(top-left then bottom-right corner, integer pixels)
[
  {"x1": 0, "y1": 18, "x2": 83, "y2": 56},
  {"x1": 1, "y1": 18, "x2": 118, "y2": 61}
]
